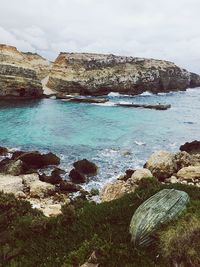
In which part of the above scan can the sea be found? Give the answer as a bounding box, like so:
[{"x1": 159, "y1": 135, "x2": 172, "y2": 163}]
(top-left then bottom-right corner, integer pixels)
[{"x1": 0, "y1": 88, "x2": 200, "y2": 190}]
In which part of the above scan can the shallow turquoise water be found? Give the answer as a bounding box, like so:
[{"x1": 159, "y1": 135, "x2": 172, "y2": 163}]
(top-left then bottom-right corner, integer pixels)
[{"x1": 0, "y1": 89, "x2": 200, "y2": 188}]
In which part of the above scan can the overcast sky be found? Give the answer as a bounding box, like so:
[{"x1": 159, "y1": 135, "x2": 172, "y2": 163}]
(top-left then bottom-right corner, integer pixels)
[{"x1": 0, "y1": 0, "x2": 199, "y2": 73}]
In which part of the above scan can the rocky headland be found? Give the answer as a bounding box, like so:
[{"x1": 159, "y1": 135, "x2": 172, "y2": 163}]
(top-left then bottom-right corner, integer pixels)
[
  {"x1": 0, "y1": 44, "x2": 44, "y2": 98},
  {"x1": 47, "y1": 52, "x2": 200, "y2": 96},
  {"x1": 0, "y1": 44, "x2": 200, "y2": 99}
]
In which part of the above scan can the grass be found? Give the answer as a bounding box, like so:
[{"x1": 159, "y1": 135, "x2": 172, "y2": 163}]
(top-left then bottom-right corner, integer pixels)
[{"x1": 0, "y1": 178, "x2": 200, "y2": 267}]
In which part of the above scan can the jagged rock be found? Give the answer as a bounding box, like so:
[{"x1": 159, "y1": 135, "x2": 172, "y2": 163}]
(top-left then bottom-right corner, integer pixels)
[
  {"x1": 180, "y1": 140, "x2": 200, "y2": 154},
  {"x1": 130, "y1": 189, "x2": 189, "y2": 247},
  {"x1": 13, "y1": 151, "x2": 60, "y2": 169},
  {"x1": 22, "y1": 52, "x2": 51, "y2": 80},
  {"x1": 0, "y1": 44, "x2": 43, "y2": 98},
  {"x1": 100, "y1": 180, "x2": 137, "y2": 202},
  {"x1": 0, "y1": 146, "x2": 8, "y2": 156},
  {"x1": 0, "y1": 159, "x2": 28, "y2": 176},
  {"x1": 15, "y1": 191, "x2": 27, "y2": 199},
  {"x1": 177, "y1": 166, "x2": 200, "y2": 181},
  {"x1": 69, "y1": 168, "x2": 86, "y2": 184},
  {"x1": 73, "y1": 159, "x2": 98, "y2": 176},
  {"x1": 145, "y1": 151, "x2": 177, "y2": 180},
  {"x1": 60, "y1": 181, "x2": 81, "y2": 192},
  {"x1": 0, "y1": 174, "x2": 23, "y2": 194},
  {"x1": 130, "y1": 168, "x2": 153, "y2": 182},
  {"x1": 40, "y1": 168, "x2": 64, "y2": 185},
  {"x1": 47, "y1": 52, "x2": 200, "y2": 95},
  {"x1": 174, "y1": 151, "x2": 192, "y2": 170},
  {"x1": 21, "y1": 173, "x2": 40, "y2": 187},
  {"x1": 29, "y1": 180, "x2": 55, "y2": 198}
]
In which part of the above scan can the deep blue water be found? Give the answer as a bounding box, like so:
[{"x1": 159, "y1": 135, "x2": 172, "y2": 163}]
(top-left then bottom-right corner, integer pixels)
[{"x1": 0, "y1": 88, "x2": 200, "y2": 189}]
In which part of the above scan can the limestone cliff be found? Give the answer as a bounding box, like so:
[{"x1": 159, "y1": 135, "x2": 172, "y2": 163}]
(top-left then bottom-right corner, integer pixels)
[
  {"x1": 0, "y1": 44, "x2": 43, "y2": 98},
  {"x1": 47, "y1": 52, "x2": 200, "y2": 95},
  {"x1": 22, "y1": 52, "x2": 51, "y2": 80}
]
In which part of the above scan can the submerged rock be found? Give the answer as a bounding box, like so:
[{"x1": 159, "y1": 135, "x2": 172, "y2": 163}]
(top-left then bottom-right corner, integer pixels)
[
  {"x1": 130, "y1": 189, "x2": 189, "y2": 247},
  {"x1": 145, "y1": 151, "x2": 177, "y2": 180}
]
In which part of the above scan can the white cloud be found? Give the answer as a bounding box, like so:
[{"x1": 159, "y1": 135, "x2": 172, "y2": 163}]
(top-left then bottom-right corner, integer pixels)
[{"x1": 0, "y1": 0, "x2": 199, "y2": 73}]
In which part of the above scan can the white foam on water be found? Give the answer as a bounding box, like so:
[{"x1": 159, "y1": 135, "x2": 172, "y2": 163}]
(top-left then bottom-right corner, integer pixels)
[
  {"x1": 93, "y1": 101, "x2": 115, "y2": 106},
  {"x1": 108, "y1": 92, "x2": 120, "y2": 97},
  {"x1": 134, "y1": 141, "x2": 146, "y2": 146},
  {"x1": 139, "y1": 91, "x2": 153, "y2": 96}
]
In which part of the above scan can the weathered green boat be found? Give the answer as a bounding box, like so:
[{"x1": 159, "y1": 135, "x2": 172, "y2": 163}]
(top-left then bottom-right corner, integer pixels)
[{"x1": 129, "y1": 189, "x2": 189, "y2": 247}]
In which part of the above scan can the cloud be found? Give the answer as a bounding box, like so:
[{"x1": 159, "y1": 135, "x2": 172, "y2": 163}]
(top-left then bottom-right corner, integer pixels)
[{"x1": 0, "y1": 0, "x2": 199, "y2": 73}]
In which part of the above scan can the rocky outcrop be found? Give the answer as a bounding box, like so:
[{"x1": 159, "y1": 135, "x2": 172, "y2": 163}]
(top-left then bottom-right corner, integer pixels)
[
  {"x1": 180, "y1": 140, "x2": 200, "y2": 154},
  {"x1": 101, "y1": 168, "x2": 153, "y2": 202},
  {"x1": 0, "y1": 44, "x2": 43, "y2": 98},
  {"x1": 145, "y1": 151, "x2": 177, "y2": 180},
  {"x1": 22, "y1": 52, "x2": 51, "y2": 80},
  {"x1": 47, "y1": 52, "x2": 200, "y2": 95}
]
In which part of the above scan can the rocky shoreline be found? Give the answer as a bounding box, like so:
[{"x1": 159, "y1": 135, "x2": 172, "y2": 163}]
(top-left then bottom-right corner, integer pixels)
[
  {"x1": 0, "y1": 44, "x2": 200, "y2": 99},
  {"x1": 0, "y1": 140, "x2": 200, "y2": 218}
]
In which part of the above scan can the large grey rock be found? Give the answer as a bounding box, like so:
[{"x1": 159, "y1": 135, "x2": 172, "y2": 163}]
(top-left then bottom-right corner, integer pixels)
[
  {"x1": 129, "y1": 189, "x2": 189, "y2": 247},
  {"x1": 145, "y1": 151, "x2": 177, "y2": 180},
  {"x1": 0, "y1": 174, "x2": 23, "y2": 194},
  {"x1": 177, "y1": 166, "x2": 200, "y2": 181}
]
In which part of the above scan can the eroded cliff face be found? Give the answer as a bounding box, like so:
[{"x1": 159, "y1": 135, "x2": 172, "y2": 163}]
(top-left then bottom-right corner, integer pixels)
[
  {"x1": 0, "y1": 44, "x2": 43, "y2": 98},
  {"x1": 47, "y1": 52, "x2": 200, "y2": 95},
  {"x1": 22, "y1": 52, "x2": 51, "y2": 80}
]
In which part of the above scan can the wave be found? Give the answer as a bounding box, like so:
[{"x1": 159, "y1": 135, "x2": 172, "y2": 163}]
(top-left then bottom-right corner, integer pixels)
[
  {"x1": 139, "y1": 91, "x2": 153, "y2": 96},
  {"x1": 93, "y1": 101, "x2": 115, "y2": 106}
]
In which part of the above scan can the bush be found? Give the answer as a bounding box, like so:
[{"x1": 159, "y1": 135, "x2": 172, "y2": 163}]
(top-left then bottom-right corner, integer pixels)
[{"x1": 1, "y1": 179, "x2": 200, "y2": 266}]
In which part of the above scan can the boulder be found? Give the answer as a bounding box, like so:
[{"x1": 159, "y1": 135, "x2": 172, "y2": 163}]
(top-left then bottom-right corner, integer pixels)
[
  {"x1": 60, "y1": 181, "x2": 81, "y2": 192},
  {"x1": 30, "y1": 180, "x2": 55, "y2": 198},
  {"x1": 42, "y1": 204, "x2": 62, "y2": 217},
  {"x1": 40, "y1": 168, "x2": 64, "y2": 185},
  {"x1": 130, "y1": 168, "x2": 153, "y2": 182},
  {"x1": 0, "y1": 159, "x2": 27, "y2": 175},
  {"x1": 0, "y1": 146, "x2": 8, "y2": 156},
  {"x1": 100, "y1": 180, "x2": 137, "y2": 202},
  {"x1": 180, "y1": 140, "x2": 200, "y2": 154},
  {"x1": 0, "y1": 174, "x2": 23, "y2": 194},
  {"x1": 73, "y1": 159, "x2": 98, "y2": 176},
  {"x1": 145, "y1": 151, "x2": 177, "y2": 180},
  {"x1": 21, "y1": 173, "x2": 40, "y2": 187},
  {"x1": 177, "y1": 166, "x2": 200, "y2": 181},
  {"x1": 13, "y1": 151, "x2": 60, "y2": 169},
  {"x1": 174, "y1": 151, "x2": 192, "y2": 170},
  {"x1": 69, "y1": 169, "x2": 86, "y2": 184},
  {"x1": 130, "y1": 189, "x2": 189, "y2": 247}
]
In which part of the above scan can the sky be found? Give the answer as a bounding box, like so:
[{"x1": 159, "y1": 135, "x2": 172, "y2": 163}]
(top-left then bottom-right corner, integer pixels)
[{"x1": 0, "y1": 0, "x2": 199, "y2": 73}]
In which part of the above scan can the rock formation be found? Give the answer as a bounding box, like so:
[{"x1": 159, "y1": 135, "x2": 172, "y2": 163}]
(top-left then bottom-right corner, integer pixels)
[
  {"x1": 47, "y1": 52, "x2": 200, "y2": 95},
  {"x1": 0, "y1": 44, "x2": 43, "y2": 98}
]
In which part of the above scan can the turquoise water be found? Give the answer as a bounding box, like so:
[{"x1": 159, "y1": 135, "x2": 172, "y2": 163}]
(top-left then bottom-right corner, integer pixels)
[{"x1": 0, "y1": 89, "x2": 200, "y2": 188}]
